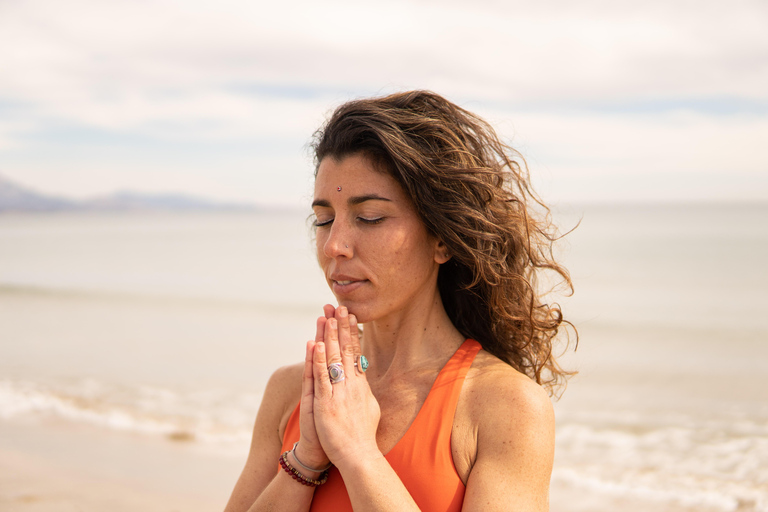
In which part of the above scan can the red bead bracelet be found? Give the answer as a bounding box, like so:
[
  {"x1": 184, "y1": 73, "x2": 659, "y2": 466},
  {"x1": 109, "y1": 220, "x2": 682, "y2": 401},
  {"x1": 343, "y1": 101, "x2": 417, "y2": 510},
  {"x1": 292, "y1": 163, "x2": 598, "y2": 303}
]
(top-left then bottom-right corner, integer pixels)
[{"x1": 279, "y1": 451, "x2": 329, "y2": 487}]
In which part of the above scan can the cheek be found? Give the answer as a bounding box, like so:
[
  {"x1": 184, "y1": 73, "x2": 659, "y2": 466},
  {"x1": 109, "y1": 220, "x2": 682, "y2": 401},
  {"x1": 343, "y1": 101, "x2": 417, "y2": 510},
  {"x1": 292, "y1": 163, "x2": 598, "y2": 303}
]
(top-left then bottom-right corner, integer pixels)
[
  {"x1": 382, "y1": 231, "x2": 433, "y2": 277},
  {"x1": 315, "y1": 233, "x2": 329, "y2": 264},
  {"x1": 390, "y1": 231, "x2": 408, "y2": 256},
  {"x1": 379, "y1": 229, "x2": 408, "y2": 261}
]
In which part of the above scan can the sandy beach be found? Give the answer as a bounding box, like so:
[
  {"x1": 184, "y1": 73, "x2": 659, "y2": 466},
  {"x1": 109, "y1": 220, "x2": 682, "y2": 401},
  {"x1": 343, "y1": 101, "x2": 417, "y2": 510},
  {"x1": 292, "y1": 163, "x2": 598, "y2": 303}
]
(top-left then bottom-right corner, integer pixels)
[
  {"x1": 0, "y1": 418, "x2": 242, "y2": 512},
  {"x1": 0, "y1": 417, "x2": 731, "y2": 512}
]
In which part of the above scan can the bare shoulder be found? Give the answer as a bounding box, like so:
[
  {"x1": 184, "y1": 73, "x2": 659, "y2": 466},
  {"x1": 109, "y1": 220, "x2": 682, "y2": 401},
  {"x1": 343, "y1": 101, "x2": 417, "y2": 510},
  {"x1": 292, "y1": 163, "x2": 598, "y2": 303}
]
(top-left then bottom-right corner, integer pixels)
[
  {"x1": 262, "y1": 362, "x2": 304, "y2": 440},
  {"x1": 453, "y1": 351, "x2": 555, "y2": 510},
  {"x1": 223, "y1": 362, "x2": 304, "y2": 512},
  {"x1": 465, "y1": 350, "x2": 554, "y2": 430}
]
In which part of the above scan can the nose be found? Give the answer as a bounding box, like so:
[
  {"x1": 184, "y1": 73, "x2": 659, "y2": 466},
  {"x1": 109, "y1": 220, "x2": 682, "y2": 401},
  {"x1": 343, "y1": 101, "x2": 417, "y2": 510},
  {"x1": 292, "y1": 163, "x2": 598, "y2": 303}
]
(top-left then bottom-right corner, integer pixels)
[{"x1": 322, "y1": 218, "x2": 353, "y2": 259}]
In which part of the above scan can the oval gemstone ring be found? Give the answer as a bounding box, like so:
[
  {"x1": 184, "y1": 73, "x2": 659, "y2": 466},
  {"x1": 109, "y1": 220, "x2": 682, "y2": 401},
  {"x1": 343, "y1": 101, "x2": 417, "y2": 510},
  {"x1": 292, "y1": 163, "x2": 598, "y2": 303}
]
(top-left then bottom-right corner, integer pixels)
[
  {"x1": 328, "y1": 362, "x2": 345, "y2": 384},
  {"x1": 354, "y1": 355, "x2": 369, "y2": 373}
]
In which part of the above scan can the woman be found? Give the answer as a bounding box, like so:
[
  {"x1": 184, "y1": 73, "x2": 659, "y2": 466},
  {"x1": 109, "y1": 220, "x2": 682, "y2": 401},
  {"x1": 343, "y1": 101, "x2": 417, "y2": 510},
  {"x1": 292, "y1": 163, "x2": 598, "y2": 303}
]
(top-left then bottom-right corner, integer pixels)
[{"x1": 224, "y1": 91, "x2": 575, "y2": 512}]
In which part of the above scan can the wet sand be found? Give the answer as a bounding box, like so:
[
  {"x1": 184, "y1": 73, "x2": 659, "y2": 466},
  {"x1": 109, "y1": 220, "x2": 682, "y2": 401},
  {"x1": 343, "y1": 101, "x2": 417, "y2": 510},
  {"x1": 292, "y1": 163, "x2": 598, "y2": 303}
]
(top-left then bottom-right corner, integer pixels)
[
  {"x1": 0, "y1": 419, "x2": 243, "y2": 512},
  {"x1": 1, "y1": 417, "x2": 723, "y2": 512}
]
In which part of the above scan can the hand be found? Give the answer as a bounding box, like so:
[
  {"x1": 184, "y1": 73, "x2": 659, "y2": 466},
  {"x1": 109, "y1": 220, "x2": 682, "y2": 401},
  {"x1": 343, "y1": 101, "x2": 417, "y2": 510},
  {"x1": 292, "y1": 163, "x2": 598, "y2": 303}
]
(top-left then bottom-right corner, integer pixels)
[
  {"x1": 312, "y1": 306, "x2": 382, "y2": 470},
  {"x1": 295, "y1": 305, "x2": 336, "y2": 468}
]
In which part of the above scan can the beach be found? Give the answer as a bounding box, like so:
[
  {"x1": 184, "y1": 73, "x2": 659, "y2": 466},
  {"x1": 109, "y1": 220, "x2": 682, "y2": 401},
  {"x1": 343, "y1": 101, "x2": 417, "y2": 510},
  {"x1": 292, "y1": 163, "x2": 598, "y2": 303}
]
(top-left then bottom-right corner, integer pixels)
[
  {"x1": 0, "y1": 419, "x2": 239, "y2": 512},
  {"x1": 1, "y1": 204, "x2": 767, "y2": 511}
]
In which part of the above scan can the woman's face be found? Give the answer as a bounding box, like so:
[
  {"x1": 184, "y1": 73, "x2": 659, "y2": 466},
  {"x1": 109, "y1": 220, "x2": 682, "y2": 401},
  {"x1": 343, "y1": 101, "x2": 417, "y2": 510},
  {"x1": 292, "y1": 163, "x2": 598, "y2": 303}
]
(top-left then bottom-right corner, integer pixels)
[{"x1": 313, "y1": 153, "x2": 449, "y2": 323}]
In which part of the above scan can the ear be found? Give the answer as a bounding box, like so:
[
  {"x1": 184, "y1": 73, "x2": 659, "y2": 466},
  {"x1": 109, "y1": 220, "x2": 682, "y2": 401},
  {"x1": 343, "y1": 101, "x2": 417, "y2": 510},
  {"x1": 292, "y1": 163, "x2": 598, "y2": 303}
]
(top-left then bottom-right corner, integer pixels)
[{"x1": 434, "y1": 239, "x2": 452, "y2": 264}]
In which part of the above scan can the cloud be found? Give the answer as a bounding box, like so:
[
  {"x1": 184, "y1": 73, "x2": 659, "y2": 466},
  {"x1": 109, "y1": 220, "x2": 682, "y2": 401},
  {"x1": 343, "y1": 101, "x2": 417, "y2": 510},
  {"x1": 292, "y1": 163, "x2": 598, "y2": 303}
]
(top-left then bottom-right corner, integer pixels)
[
  {"x1": 0, "y1": 0, "x2": 766, "y2": 203},
  {"x1": 4, "y1": 0, "x2": 767, "y2": 106},
  {"x1": 507, "y1": 110, "x2": 768, "y2": 175}
]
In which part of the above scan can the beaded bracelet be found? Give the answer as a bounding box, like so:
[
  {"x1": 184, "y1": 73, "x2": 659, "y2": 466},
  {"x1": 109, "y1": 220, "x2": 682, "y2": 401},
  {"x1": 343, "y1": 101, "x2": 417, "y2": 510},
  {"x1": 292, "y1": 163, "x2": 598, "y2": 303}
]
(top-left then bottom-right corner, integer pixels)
[{"x1": 279, "y1": 451, "x2": 329, "y2": 487}]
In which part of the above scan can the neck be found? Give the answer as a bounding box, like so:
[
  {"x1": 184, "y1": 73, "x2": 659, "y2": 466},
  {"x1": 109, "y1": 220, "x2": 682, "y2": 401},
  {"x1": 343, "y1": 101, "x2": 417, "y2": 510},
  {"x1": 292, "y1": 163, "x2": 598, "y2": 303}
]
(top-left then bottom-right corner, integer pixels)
[{"x1": 360, "y1": 291, "x2": 464, "y2": 378}]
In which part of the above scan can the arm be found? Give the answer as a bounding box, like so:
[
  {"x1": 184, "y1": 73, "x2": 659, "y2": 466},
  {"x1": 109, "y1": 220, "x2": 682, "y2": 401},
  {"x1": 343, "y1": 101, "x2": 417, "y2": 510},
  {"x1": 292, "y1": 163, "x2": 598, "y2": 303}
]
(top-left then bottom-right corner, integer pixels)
[
  {"x1": 311, "y1": 309, "x2": 554, "y2": 512},
  {"x1": 333, "y1": 453, "x2": 422, "y2": 511},
  {"x1": 333, "y1": 372, "x2": 554, "y2": 512},
  {"x1": 310, "y1": 309, "x2": 422, "y2": 512},
  {"x1": 314, "y1": 317, "x2": 553, "y2": 511},
  {"x1": 223, "y1": 363, "x2": 315, "y2": 512},
  {"x1": 225, "y1": 310, "x2": 337, "y2": 512},
  {"x1": 461, "y1": 372, "x2": 555, "y2": 512}
]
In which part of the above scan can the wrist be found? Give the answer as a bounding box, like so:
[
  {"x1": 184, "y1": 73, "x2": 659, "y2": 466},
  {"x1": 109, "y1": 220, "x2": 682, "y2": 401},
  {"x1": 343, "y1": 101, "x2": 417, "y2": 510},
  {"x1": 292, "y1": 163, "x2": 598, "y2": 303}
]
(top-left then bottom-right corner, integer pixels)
[
  {"x1": 279, "y1": 450, "x2": 329, "y2": 487},
  {"x1": 293, "y1": 442, "x2": 332, "y2": 474},
  {"x1": 331, "y1": 443, "x2": 384, "y2": 475},
  {"x1": 287, "y1": 450, "x2": 324, "y2": 479}
]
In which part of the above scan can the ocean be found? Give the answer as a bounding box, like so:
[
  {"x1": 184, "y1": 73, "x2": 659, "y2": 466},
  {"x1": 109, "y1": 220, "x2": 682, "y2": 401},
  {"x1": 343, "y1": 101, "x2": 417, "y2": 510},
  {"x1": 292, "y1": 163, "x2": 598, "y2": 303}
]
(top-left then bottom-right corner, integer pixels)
[{"x1": 1, "y1": 203, "x2": 766, "y2": 511}]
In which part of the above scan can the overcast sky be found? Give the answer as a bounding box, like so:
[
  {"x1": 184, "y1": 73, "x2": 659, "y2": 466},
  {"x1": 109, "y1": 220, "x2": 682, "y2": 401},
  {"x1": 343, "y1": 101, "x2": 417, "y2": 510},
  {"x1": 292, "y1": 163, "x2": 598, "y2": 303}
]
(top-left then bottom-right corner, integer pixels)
[{"x1": 1, "y1": 0, "x2": 766, "y2": 206}]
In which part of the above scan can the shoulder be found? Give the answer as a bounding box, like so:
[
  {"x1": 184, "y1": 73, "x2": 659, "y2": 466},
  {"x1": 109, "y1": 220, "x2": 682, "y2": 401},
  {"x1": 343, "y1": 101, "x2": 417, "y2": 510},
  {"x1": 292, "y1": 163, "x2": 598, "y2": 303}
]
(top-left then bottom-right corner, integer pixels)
[
  {"x1": 454, "y1": 351, "x2": 555, "y2": 510},
  {"x1": 261, "y1": 362, "x2": 304, "y2": 441},
  {"x1": 223, "y1": 362, "x2": 304, "y2": 512},
  {"x1": 266, "y1": 362, "x2": 304, "y2": 397},
  {"x1": 241, "y1": 362, "x2": 304, "y2": 453},
  {"x1": 466, "y1": 350, "x2": 554, "y2": 434}
]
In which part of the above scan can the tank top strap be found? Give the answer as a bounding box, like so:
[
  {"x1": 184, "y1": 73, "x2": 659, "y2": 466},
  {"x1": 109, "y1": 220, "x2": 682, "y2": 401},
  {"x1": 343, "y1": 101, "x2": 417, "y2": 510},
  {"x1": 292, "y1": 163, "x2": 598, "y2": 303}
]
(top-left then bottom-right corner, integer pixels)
[
  {"x1": 280, "y1": 339, "x2": 482, "y2": 512},
  {"x1": 425, "y1": 338, "x2": 482, "y2": 415},
  {"x1": 386, "y1": 339, "x2": 482, "y2": 468}
]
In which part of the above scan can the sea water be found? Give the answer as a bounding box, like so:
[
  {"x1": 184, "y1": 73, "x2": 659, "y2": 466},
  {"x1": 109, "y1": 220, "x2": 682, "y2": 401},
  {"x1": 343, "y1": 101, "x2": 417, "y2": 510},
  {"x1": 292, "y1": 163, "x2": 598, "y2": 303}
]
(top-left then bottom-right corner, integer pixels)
[{"x1": 1, "y1": 204, "x2": 766, "y2": 510}]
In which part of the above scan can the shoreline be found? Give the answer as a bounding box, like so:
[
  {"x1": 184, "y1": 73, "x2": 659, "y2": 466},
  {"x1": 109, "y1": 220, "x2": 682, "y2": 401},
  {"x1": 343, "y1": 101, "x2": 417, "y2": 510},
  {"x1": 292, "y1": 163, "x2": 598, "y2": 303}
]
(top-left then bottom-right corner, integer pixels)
[{"x1": 1, "y1": 417, "x2": 740, "y2": 512}]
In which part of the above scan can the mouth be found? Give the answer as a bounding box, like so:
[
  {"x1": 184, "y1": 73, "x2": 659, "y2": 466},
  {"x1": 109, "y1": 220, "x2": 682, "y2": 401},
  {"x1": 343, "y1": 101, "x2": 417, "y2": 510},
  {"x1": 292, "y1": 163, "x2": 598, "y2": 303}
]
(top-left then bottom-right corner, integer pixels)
[{"x1": 330, "y1": 276, "x2": 367, "y2": 294}]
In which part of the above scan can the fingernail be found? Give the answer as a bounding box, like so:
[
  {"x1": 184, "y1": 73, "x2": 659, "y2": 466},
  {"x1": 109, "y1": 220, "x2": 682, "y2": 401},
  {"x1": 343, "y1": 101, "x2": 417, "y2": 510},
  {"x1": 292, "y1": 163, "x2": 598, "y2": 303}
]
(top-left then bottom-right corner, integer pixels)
[
  {"x1": 316, "y1": 342, "x2": 324, "y2": 353},
  {"x1": 329, "y1": 318, "x2": 336, "y2": 329},
  {"x1": 339, "y1": 306, "x2": 348, "y2": 317}
]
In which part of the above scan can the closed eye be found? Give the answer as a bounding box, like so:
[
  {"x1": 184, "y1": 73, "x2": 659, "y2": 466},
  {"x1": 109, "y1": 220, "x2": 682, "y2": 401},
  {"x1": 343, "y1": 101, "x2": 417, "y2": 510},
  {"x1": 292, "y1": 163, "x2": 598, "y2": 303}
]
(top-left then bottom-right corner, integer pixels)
[{"x1": 313, "y1": 216, "x2": 384, "y2": 227}]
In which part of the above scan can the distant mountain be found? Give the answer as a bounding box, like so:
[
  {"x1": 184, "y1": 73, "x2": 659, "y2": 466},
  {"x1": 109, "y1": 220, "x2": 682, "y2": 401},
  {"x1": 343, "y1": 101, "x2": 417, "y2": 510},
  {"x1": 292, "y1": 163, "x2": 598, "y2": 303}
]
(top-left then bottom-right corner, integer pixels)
[
  {"x1": 0, "y1": 174, "x2": 77, "y2": 211},
  {"x1": 0, "y1": 175, "x2": 258, "y2": 212},
  {"x1": 80, "y1": 190, "x2": 256, "y2": 211}
]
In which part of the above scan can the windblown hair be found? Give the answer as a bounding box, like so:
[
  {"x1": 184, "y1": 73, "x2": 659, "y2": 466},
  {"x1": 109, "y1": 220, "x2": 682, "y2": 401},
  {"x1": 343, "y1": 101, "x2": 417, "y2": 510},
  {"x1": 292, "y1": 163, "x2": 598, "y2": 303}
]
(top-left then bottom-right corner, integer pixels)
[{"x1": 312, "y1": 90, "x2": 576, "y2": 395}]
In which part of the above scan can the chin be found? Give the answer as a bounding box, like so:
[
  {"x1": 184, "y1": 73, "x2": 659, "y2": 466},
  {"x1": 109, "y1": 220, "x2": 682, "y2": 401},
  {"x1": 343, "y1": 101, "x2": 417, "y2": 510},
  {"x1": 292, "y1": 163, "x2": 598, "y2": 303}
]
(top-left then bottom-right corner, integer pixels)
[{"x1": 336, "y1": 300, "x2": 371, "y2": 324}]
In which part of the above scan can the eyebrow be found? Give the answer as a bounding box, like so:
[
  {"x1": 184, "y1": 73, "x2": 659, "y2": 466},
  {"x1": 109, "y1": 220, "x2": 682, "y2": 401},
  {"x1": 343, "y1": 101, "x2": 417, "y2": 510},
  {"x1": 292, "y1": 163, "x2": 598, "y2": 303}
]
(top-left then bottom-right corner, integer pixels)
[{"x1": 312, "y1": 194, "x2": 393, "y2": 208}]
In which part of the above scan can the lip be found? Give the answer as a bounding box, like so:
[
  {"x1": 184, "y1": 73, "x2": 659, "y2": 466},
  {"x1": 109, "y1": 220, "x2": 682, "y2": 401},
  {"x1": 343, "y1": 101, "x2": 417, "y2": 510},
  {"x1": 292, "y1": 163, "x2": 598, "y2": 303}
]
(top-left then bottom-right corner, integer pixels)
[{"x1": 329, "y1": 274, "x2": 368, "y2": 295}]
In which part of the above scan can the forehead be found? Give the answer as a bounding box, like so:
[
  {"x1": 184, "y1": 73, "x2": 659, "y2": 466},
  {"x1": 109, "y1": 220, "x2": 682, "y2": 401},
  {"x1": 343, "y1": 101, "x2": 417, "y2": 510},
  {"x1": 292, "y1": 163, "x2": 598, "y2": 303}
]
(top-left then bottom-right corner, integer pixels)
[{"x1": 314, "y1": 153, "x2": 404, "y2": 199}]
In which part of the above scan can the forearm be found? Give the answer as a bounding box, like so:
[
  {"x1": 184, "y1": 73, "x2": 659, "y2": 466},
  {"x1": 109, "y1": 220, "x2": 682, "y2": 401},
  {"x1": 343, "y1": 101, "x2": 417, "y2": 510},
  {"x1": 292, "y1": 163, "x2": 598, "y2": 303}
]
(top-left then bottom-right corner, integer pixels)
[
  {"x1": 244, "y1": 469, "x2": 316, "y2": 512},
  {"x1": 338, "y1": 452, "x2": 421, "y2": 512},
  {"x1": 227, "y1": 450, "x2": 323, "y2": 512}
]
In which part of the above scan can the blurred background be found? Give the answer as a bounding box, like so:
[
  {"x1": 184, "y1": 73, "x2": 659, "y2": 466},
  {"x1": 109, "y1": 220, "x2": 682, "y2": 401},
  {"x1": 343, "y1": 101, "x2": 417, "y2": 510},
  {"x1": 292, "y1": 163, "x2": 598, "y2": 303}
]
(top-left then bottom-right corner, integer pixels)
[{"x1": 1, "y1": 1, "x2": 766, "y2": 511}]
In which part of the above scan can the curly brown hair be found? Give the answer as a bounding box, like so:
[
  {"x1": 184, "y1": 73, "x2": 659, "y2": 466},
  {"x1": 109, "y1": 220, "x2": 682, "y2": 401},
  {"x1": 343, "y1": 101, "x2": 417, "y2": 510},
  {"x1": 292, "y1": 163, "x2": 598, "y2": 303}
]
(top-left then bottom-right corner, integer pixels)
[{"x1": 312, "y1": 90, "x2": 576, "y2": 395}]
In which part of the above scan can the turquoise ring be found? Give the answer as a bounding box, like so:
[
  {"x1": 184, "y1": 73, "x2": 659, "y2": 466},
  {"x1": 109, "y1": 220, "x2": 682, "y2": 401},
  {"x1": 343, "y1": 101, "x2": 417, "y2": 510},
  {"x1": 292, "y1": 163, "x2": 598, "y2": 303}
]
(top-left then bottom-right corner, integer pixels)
[{"x1": 355, "y1": 355, "x2": 369, "y2": 373}]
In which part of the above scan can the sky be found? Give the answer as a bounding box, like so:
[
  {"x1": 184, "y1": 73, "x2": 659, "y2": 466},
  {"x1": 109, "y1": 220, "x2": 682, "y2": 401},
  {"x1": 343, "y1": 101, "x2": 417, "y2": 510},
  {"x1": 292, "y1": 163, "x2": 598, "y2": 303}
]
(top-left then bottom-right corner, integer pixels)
[{"x1": 1, "y1": 0, "x2": 767, "y2": 207}]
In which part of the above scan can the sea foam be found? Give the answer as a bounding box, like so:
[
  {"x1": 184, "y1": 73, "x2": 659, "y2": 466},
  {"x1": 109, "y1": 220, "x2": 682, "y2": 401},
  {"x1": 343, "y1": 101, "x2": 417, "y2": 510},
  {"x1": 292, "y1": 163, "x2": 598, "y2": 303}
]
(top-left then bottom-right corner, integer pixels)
[{"x1": 0, "y1": 378, "x2": 257, "y2": 450}]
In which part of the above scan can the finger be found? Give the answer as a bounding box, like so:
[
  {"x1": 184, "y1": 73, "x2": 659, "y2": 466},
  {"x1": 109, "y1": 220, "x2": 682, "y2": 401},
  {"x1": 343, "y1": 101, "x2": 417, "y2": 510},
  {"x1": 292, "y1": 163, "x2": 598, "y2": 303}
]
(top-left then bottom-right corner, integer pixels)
[
  {"x1": 324, "y1": 317, "x2": 342, "y2": 366},
  {"x1": 315, "y1": 316, "x2": 327, "y2": 344},
  {"x1": 323, "y1": 304, "x2": 335, "y2": 319},
  {"x1": 336, "y1": 306, "x2": 357, "y2": 371},
  {"x1": 303, "y1": 340, "x2": 315, "y2": 398},
  {"x1": 348, "y1": 313, "x2": 367, "y2": 377},
  {"x1": 348, "y1": 313, "x2": 361, "y2": 350},
  {"x1": 313, "y1": 341, "x2": 332, "y2": 398}
]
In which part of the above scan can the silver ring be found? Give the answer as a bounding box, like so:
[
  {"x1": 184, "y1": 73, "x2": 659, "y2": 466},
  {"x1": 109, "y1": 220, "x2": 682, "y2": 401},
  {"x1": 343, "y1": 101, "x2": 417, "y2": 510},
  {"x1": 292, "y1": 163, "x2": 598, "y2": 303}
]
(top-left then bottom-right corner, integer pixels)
[
  {"x1": 328, "y1": 362, "x2": 345, "y2": 384},
  {"x1": 354, "y1": 355, "x2": 369, "y2": 373}
]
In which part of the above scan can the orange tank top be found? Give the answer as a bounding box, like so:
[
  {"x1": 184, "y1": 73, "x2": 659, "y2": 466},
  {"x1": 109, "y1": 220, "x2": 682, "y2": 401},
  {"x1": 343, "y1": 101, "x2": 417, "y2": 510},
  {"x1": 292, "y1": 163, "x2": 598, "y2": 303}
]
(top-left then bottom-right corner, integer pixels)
[{"x1": 280, "y1": 339, "x2": 482, "y2": 512}]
